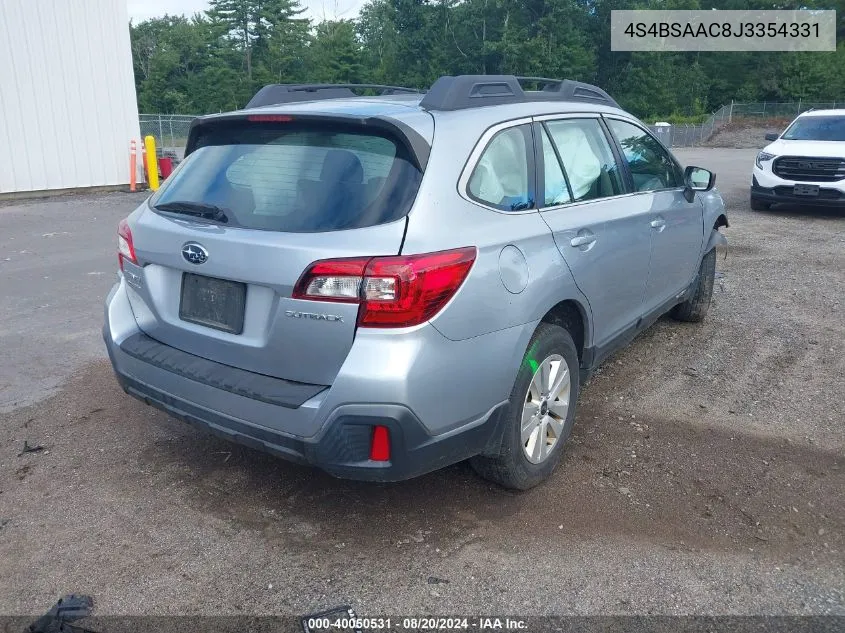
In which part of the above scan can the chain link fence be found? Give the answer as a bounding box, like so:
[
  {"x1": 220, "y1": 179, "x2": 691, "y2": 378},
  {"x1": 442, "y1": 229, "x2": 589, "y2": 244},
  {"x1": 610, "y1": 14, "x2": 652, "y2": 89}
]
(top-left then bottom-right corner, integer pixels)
[
  {"x1": 729, "y1": 100, "x2": 841, "y2": 118},
  {"x1": 647, "y1": 100, "x2": 841, "y2": 148},
  {"x1": 139, "y1": 114, "x2": 198, "y2": 161}
]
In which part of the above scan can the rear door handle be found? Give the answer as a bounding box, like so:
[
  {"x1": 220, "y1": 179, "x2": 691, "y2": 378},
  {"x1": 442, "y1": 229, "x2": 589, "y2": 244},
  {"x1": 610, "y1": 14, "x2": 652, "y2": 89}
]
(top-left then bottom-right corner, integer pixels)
[
  {"x1": 570, "y1": 235, "x2": 596, "y2": 247},
  {"x1": 650, "y1": 218, "x2": 666, "y2": 230}
]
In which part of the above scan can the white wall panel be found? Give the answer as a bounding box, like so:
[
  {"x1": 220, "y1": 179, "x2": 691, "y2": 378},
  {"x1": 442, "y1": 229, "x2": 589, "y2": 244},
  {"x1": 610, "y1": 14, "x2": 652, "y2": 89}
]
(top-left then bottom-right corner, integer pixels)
[{"x1": 0, "y1": 0, "x2": 141, "y2": 193}]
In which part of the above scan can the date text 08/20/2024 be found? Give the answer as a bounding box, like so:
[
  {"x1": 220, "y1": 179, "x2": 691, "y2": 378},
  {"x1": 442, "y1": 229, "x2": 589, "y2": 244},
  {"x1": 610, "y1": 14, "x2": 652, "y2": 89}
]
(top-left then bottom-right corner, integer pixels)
[{"x1": 303, "y1": 617, "x2": 529, "y2": 631}]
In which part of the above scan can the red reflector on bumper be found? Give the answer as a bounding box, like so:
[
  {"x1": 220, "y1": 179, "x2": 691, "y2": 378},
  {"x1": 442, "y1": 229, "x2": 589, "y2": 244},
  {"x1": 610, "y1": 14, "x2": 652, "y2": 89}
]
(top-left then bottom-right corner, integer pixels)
[{"x1": 370, "y1": 425, "x2": 390, "y2": 462}]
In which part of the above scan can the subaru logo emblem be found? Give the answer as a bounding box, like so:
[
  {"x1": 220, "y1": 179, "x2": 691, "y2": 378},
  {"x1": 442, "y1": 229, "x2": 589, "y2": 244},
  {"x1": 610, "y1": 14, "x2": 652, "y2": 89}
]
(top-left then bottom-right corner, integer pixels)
[{"x1": 182, "y1": 242, "x2": 208, "y2": 265}]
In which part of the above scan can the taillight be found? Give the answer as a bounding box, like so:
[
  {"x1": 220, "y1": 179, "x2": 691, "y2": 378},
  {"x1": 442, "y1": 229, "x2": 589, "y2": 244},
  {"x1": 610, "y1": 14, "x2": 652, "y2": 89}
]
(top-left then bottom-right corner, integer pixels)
[
  {"x1": 360, "y1": 248, "x2": 477, "y2": 327},
  {"x1": 292, "y1": 257, "x2": 371, "y2": 303},
  {"x1": 118, "y1": 219, "x2": 137, "y2": 271},
  {"x1": 292, "y1": 247, "x2": 477, "y2": 328}
]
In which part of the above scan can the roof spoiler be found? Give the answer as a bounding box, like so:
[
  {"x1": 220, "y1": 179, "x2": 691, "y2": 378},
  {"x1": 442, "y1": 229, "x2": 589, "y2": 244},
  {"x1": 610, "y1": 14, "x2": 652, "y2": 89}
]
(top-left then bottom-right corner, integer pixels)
[{"x1": 183, "y1": 112, "x2": 432, "y2": 171}]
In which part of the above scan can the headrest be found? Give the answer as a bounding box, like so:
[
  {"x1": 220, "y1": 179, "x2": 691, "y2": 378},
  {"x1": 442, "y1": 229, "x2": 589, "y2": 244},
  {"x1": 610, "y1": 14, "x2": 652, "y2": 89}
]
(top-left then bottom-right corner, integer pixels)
[{"x1": 321, "y1": 149, "x2": 364, "y2": 184}]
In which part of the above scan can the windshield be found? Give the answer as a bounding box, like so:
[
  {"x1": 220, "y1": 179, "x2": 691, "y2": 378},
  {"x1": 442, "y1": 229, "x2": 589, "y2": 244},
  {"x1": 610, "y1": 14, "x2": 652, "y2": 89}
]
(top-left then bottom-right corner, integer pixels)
[
  {"x1": 781, "y1": 116, "x2": 845, "y2": 142},
  {"x1": 150, "y1": 121, "x2": 423, "y2": 232}
]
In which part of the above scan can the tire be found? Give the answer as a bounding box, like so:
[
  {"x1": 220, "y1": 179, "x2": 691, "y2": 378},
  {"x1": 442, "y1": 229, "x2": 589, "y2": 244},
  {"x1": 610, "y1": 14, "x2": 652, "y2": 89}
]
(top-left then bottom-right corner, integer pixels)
[
  {"x1": 750, "y1": 196, "x2": 771, "y2": 211},
  {"x1": 470, "y1": 322, "x2": 580, "y2": 490},
  {"x1": 671, "y1": 247, "x2": 716, "y2": 323}
]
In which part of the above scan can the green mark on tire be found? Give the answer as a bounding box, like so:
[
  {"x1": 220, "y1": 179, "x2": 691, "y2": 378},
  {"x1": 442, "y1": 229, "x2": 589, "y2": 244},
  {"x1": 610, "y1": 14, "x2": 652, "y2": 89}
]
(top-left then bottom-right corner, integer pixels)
[{"x1": 525, "y1": 339, "x2": 541, "y2": 373}]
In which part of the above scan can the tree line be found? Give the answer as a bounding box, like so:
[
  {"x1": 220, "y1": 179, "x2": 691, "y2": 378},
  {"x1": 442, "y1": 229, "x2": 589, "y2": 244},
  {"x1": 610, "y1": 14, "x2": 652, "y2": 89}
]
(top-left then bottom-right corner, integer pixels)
[{"x1": 131, "y1": 0, "x2": 845, "y2": 122}]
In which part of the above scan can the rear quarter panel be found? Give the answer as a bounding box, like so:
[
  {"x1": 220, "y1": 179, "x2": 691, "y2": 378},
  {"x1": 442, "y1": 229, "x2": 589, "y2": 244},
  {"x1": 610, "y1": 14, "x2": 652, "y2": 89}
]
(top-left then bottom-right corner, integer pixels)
[{"x1": 402, "y1": 112, "x2": 593, "y2": 345}]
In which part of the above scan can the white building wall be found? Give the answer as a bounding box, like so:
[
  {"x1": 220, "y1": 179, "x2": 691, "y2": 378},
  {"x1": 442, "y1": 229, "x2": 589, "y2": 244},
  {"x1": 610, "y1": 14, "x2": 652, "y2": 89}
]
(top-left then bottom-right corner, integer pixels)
[{"x1": 0, "y1": 0, "x2": 141, "y2": 194}]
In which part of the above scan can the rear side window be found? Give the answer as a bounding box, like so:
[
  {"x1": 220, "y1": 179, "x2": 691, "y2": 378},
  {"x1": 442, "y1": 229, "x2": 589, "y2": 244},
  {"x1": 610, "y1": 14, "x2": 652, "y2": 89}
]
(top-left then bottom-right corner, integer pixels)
[
  {"x1": 545, "y1": 119, "x2": 624, "y2": 202},
  {"x1": 606, "y1": 119, "x2": 682, "y2": 191},
  {"x1": 540, "y1": 127, "x2": 572, "y2": 206},
  {"x1": 150, "y1": 122, "x2": 422, "y2": 232},
  {"x1": 467, "y1": 125, "x2": 533, "y2": 211}
]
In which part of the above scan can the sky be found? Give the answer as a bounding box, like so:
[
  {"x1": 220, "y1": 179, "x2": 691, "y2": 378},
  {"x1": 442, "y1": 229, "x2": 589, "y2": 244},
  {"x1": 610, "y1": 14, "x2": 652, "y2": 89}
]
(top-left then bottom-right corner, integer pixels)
[{"x1": 126, "y1": 0, "x2": 367, "y2": 23}]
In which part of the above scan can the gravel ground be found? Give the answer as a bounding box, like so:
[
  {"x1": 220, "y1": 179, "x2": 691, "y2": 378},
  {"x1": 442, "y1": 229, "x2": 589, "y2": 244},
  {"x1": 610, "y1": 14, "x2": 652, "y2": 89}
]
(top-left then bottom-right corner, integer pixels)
[{"x1": 0, "y1": 149, "x2": 843, "y2": 617}]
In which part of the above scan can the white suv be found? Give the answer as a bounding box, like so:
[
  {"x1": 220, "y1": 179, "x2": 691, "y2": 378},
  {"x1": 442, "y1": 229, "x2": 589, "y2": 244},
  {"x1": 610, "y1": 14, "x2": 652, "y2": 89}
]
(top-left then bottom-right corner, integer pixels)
[{"x1": 751, "y1": 109, "x2": 845, "y2": 210}]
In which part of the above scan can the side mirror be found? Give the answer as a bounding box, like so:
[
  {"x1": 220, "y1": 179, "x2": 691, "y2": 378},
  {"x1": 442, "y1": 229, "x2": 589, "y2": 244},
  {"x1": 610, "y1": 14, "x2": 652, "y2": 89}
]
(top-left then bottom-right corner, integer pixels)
[
  {"x1": 764, "y1": 132, "x2": 779, "y2": 141},
  {"x1": 683, "y1": 166, "x2": 715, "y2": 202}
]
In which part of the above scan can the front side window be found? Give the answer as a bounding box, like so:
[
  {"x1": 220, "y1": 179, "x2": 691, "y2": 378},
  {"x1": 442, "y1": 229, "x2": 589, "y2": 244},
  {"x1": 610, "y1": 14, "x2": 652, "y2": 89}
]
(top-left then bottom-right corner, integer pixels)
[
  {"x1": 544, "y1": 119, "x2": 624, "y2": 202},
  {"x1": 467, "y1": 125, "x2": 533, "y2": 211},
  {"x1": 607, "y1": 119, "x2": 681, "y2": 192}
]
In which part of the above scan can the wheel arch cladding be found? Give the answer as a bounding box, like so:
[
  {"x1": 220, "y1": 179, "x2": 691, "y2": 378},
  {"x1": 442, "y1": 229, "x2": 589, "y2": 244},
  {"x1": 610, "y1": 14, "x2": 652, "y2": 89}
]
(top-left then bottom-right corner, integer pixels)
[
  {"x1": 715, "y1": 214, "x2": 729, "y2": 229},
  {"x1": 540, "y1": 300, "x2": 587, "y2": 361}
]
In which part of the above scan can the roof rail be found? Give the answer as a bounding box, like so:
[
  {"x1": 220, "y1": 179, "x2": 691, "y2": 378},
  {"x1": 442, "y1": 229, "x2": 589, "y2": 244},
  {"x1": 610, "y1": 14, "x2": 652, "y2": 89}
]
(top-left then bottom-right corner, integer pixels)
[
  {"x1": 246, "y1": 84, "x2": 421, "y2": 109},
  {"x1": 419, "y1": 75, "x2": 620, "y2": 111}
]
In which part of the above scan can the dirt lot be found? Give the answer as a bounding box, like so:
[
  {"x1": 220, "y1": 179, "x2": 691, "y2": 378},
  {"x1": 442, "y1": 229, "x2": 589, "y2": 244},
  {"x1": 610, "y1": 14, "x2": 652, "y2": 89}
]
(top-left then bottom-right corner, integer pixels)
[
  {"x1": 0, "y1": 148, "x2": 843, "y2": 617},
  {"x1": 702, "y1": 118, "x2": 792, "y2": 149}
]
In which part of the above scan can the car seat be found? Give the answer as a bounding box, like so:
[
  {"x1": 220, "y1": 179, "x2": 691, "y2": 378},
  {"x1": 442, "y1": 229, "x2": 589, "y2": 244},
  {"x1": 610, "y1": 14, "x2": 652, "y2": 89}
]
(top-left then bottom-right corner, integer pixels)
[{"x1": 297, "y1": 149, "x2": 367, "y2": 230}]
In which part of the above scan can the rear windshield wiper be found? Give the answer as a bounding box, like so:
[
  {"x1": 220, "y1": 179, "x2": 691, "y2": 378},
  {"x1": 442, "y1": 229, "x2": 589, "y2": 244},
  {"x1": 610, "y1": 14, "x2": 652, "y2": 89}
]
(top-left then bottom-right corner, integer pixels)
[{"x1": 153, "y1": 201, "x2": 230, "y2": 223}]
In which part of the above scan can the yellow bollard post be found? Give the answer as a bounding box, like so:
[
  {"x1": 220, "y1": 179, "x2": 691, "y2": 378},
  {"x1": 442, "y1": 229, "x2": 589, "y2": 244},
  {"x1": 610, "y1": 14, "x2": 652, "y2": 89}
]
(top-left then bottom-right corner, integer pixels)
[{"x1": 144, "y1": 135, "x2": 160, "y2": 191}]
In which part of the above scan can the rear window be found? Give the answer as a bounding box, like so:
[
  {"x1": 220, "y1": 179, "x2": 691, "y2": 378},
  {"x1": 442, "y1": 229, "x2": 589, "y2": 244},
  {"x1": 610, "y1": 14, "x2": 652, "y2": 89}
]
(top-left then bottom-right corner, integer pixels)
[{"x1": 150, "y1": 121, "x2": 423, "y2": 232}]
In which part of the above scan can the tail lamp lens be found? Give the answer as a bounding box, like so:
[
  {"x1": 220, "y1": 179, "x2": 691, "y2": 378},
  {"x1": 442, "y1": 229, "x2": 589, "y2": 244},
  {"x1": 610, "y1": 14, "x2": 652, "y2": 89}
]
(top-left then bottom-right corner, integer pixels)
[
  {"x1": 292, "y1": 247, "x2": 477, "y2": 328},
  {"x1": 117, "y1": 219, "x2": 137, "y2": 270}
]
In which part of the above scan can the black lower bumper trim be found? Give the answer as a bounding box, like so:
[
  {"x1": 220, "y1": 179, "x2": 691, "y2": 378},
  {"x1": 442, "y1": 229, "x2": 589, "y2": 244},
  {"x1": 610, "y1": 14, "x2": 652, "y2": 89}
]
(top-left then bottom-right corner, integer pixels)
[
  {"x1": 112, "y1": 371, "x2": 505, "y2": 482},
  {"x1": 118, "y1": 332, "x2": 327, "y2": 409},
  {"x1": 751, "y1": 185, "x2": 845, "y2": 208}
]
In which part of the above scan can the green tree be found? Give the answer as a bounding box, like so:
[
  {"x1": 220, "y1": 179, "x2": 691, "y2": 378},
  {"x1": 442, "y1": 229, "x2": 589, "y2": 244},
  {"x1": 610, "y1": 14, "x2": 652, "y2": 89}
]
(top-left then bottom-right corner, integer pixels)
[
  {"x1": 129, "y1": 0, "x2": 845, "y2": 118},
  {"x1": 357, "y1": 0, "x2": 400, "y2": 81},
  {"x1": 309, "y1": 20, "x2": 364, "y2": 82}
]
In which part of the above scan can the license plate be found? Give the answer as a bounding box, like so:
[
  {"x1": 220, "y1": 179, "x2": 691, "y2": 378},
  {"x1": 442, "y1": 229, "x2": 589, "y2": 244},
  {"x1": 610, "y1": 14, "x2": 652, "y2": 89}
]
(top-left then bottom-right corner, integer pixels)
[
  {"x1": 179, "y1": 273, "x2": 246, "y2": 334},
  {"x1": 793, "y1": 184, "x2": 820, "y2": 197}
]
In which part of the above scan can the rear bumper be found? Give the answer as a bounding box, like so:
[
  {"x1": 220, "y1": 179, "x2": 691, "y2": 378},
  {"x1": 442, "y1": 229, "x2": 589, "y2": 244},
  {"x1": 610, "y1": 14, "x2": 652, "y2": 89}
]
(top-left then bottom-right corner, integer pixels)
[
  {"x1": 108, "y1": 363, "x2": 505, "y2": 481},
  {"x1": 104, "y1": 279, "x2": 519, "y2": 481}
]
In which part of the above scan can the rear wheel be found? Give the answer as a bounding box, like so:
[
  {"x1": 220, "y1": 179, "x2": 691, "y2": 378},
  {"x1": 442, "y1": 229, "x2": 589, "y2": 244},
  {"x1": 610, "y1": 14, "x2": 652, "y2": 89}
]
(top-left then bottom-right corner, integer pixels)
[
  {"x1": 471, "y1": 323, "x2": 579, "y2": 490},
  {"x1": 750, "y1": 196, "x2": 771, "y2": 211},
  {"x1": 671, "y1": 248, "x2": 716, "y2": 323}
]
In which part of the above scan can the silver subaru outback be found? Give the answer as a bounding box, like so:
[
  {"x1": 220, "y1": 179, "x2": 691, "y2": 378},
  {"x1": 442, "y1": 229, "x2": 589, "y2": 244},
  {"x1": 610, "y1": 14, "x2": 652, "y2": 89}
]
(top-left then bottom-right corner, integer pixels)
[{"x1": 104, "y1": 75, "x2": 728, "y2": 489}]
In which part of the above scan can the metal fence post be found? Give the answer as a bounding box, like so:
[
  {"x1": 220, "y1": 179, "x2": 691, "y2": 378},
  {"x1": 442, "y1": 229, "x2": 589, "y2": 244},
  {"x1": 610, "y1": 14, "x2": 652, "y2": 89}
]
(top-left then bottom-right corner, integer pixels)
[
  {"x1": 729, "y1": 100, "x2": 733, "y2": 124},
  {"x1": 158, "y1": 115, "x2": 163, "y2": 152}
]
